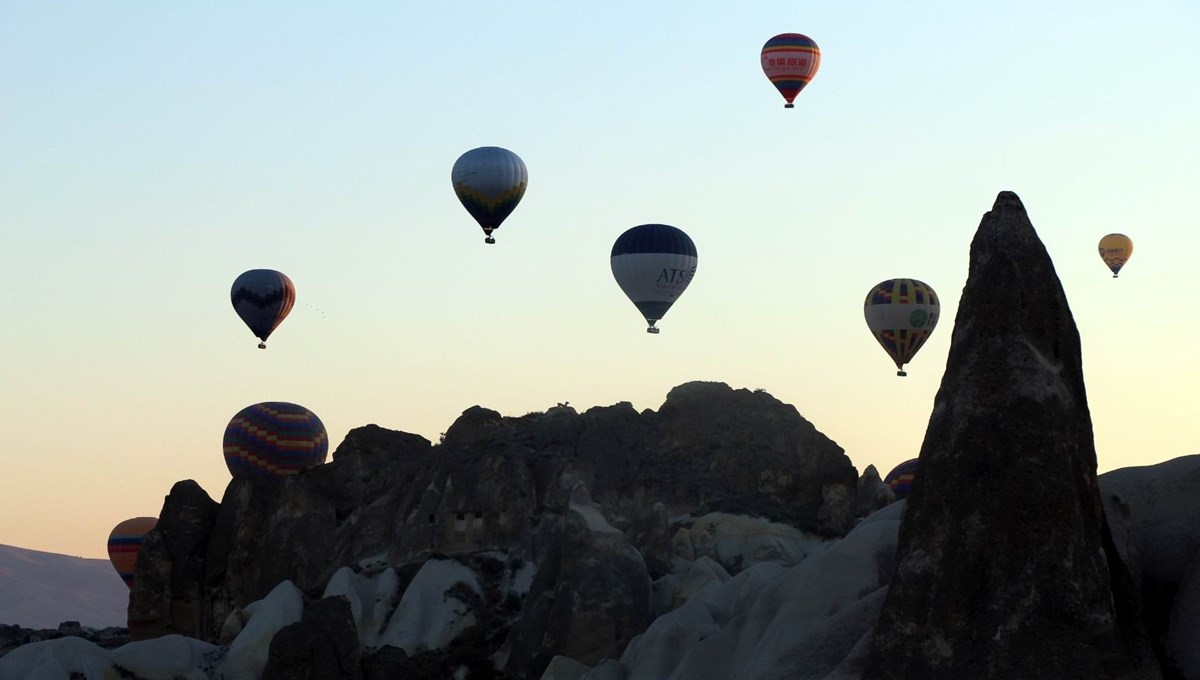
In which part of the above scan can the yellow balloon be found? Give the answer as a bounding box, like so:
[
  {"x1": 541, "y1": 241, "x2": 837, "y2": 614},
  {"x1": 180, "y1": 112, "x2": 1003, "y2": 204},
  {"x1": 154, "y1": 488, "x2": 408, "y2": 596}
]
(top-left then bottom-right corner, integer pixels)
[{"x1": 1098, "y1": 233, "x2": 1133, "y2": 278}]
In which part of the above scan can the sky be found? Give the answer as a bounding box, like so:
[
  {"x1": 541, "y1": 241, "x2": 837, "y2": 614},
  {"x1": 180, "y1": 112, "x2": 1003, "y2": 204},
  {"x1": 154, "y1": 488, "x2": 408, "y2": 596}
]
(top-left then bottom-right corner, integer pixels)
[{"x1": 1, "y1": 1, "x2": 1197, "y2": 559}]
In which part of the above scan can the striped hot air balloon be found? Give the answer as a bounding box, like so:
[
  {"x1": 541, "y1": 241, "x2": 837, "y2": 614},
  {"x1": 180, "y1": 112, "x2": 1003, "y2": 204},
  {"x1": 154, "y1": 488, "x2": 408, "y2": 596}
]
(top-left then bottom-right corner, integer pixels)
[
  {"x1": 610, "y1": 224, "x2": 698, "y2": 334},
  {"x1": 452, "y1": 146, "x2": 528, "y2": 244},
  {"x1": 760, "y1": 33, "x2": 821, "y2": 108},
  {"x1": 223, "y1": 402, "x2": 329, "y2": 482},
  {"x1": 231, "y1": 269, "x2": 296, "y2": 349},
  {"x1": 107, "y1": 517, "x2": 157, "y2": 588},
  {"x1": 864, "y1": 278, "x2": 940, "y2": 376},
  {"x1": 884, "y1": 458, "x2": 919, "y2": 500}
]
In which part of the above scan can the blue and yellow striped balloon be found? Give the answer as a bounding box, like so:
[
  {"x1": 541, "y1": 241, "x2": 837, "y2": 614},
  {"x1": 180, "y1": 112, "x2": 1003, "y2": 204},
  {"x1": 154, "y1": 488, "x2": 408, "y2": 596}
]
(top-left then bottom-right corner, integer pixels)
[
  {"x1": 107, "y1": 517, "x2": 157, "y2": 588},
  {"x1": 864, "y1": 278, "x2": 940, "y2": 376},
  {"x1": 223, "y1": 402, "x2": 328, "y2": 482}
]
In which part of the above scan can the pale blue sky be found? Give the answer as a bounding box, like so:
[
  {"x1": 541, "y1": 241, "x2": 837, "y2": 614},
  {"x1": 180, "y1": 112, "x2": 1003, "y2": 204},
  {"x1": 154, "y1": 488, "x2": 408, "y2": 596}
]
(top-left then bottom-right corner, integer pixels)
[{"x1": 1, "y1": 1, "x2": 1197, "y2": 556}]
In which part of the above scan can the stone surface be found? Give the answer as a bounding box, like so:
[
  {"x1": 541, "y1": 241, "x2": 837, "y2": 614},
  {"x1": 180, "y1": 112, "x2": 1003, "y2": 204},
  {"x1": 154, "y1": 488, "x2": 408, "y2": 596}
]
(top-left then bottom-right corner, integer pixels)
[
  {"x1": 862, "y1": 191, "x2": 1160, "y2": 680},
  {"x1": 263, "y1": 595, "x2": 362, "y2": 680},
  {"x1": 1167, "y1": 553, "x2": 1200, "y2": 679},
  {"x1": 502, "y1": 481, "x2": 654, "y2": 677},
  {"x1": 128, "y1": 480, "x2": 220, "y2": 641}
]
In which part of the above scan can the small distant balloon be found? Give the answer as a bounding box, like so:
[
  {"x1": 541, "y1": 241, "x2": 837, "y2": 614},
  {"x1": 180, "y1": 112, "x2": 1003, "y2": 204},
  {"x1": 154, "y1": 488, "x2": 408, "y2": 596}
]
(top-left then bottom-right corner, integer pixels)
[
  {"x1": 107, "y1": 517, "x2": 157, "y2": 588},
  {"x1": 884, "y1": 459, "x2": 919, "y2": 500},
  {"x1": 760, "y1": 33, "x2": 821, "y2": 108},
  {"x1": 231, "y1": 269, "x2": 296, "y2": 349},
  {"x1": 223, "y1": 402, "x2": 329, "y2": 482},
  {"x1": 452, "y1": 147, "x2": 528, "y2": 244},
  {"x1": 864, "y1": 278, "x2": 940, "y2": 376},
  {"x1": 610, "y1": 224, "x2": 698, "y2": 334},
  {"x1": 1098, "y1": 233, "x2": 1133, "y2": 278}
]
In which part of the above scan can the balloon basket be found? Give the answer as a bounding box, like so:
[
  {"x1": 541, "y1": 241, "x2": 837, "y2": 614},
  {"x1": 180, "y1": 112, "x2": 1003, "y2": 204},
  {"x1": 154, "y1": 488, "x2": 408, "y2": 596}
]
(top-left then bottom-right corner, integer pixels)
[
  {"x1": 485, "y1": 237, "x2": 496, "y2": 244},
  {"x1": 784, "y1": 103, "x2": 794, "y2": 109},
  {"x1": 258, "y1": 343, "x2": 267, "y2": 349},
  {"x1": 647, "y1": 327, "x2": 660, "y2": 334},
  {"x1": 896, "y1": 370, "x2": 907, "y2": 377}
]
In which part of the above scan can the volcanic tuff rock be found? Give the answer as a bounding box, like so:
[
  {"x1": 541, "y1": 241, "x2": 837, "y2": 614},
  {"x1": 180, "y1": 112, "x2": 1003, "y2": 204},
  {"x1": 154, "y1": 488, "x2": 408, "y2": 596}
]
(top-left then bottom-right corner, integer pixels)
[
  {"x1": 126, "y1": 380, "x2": 857, "y2": 677},
  {"x1": 862, "y1": 192, "x2": 1161, "y2": 679}
]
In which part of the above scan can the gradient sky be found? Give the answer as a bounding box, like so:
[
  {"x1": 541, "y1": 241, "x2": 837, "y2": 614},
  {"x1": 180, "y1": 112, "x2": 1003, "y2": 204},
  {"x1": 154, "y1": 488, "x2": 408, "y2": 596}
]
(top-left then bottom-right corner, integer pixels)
[{"x1": 2, "y1": 1, "x2": 1197, "y2": 558}]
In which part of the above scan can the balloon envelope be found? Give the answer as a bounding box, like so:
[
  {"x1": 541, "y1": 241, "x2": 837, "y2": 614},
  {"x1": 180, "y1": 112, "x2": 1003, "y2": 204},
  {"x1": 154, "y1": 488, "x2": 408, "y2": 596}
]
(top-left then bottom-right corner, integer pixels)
[
  {"x1": 761, "y1": 33, "x2": 821, "y2": 108},
  {"x1": 107, "y1": 517, "x2": 158, "y2": 588},
  {"x1": 231, "y1": 269, "x2": 296, "y2": 349},
  {"x1": 223, "y1": 402, "x2": 329, "y2": 481},
  {"x1": 1098, "y1": 233, "x2": 1133, "y2": 277},
  {"x1": 451, "y1": 146, "x2": 528, "y2": 243},
  {"x1": 610, "y1": 224, "x2": 697, "y2": 333},
  {"x1": 884, "y1": 459, "x2": 919, "y2": 499},
  {"x1": 864, "y1": 278, "x2": 940, "y2": 376}
]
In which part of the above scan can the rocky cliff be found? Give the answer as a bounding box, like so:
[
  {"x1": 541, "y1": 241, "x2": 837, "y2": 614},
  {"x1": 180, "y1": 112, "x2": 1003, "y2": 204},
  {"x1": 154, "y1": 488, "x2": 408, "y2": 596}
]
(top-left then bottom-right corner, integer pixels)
[{"x1": 128, "y1": 381, "x2": 861, "y2": 677}]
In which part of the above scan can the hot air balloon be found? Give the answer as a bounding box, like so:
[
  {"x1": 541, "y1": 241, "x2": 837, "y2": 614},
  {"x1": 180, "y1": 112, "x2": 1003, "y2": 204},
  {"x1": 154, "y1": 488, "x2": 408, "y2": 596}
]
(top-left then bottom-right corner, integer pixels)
[
  {"x1": 231, "y1": 269, "x2": 296, "y2": 349},
  {"x1": 1098, "y1": 233, "x2": 1133, "y2": 278},
  {"x1": 610, "y1": 224, "x2": 697, "y2": 334},
  {"x1": 223, "y1": 402, "x2": 329, "y2": 482},
  {"x1": 107, "y1": 517, "x2": 157, "y2": 588},
  {"x1": 864, "y1": 278, "x2": 940, "y2": 376},
  {"x1": 452, "y1": 146, "x2": 528, "y2": 244},
  {"x1": 760, "y1": 33, "x2": 821, "y2": 108},
  {"x1": 884, "y1": 458, "x2": 919, "y2": 500}
]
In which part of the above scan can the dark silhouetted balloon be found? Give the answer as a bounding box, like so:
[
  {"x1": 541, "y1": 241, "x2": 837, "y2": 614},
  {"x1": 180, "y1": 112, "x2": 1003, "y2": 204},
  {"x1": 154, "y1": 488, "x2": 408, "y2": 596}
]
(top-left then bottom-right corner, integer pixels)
[
  {"x1": 610, "y1": 224, "x2": 698, "y2": 334},
  {"x1": 223, "y1": 402, "x2": 328, "y2": 481},
  {"x1": 231, "y1": 269, "x2": 296, "y2": 349},
  {"x1": 107, "y1": 517, "x2": 158, "y2": 588},
  {"x1": 452, "y1": 147, "x2": 528, "y2": 244},
  {"x1": 761, "y1": 33, "x2": 821, "y2": 108}
]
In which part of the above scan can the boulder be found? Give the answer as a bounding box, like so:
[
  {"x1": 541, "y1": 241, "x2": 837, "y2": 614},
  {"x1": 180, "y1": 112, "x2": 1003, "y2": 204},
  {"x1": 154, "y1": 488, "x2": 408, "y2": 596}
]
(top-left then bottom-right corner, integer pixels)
[{"x1": 263, "y1": 596, "x2": 362, "y2": 680}]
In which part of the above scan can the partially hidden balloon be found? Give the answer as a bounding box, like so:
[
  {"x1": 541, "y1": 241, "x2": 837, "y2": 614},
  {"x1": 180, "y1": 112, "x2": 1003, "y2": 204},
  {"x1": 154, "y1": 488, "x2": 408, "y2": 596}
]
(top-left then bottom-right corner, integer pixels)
[
  {"x1": 883, "y1": 458, "x2": 919, "y2": 500},
  {"x1": 107, "y1": 517, "x2": 158, "y2": 588},
  {"x1": 864, "y1": 278, "x2": 940, "y2": 376},
  {"x1": 761, "y1": 33, "x2": 821, "y2": 108},
  {"x1": 1098, "y1": 233, "x2": 1133, "y2": 278},
  {"x1": 223, "y1": 402, "x2": 328, "y2": 481},
  {"x1": 231, "y1": 269, "x2": 296, "y2": 349},
  {"x1": 610, "y1": 224, "x2": 697, "y2": 334},
  {"x1": 452, "y1": 146, "x2": 528, "y2": 244}
]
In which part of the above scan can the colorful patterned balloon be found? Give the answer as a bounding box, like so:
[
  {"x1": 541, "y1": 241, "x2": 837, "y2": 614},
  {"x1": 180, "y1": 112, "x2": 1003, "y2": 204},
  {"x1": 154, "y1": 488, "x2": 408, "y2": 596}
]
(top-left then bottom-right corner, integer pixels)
[
  {"x1": 760, "y1": 33, "x2": 821, "y2": 108},
  {"x1": 452, "y1": 146, "x2": 528, "y2": 244},
  {"x1": 231, "y1": 269, "x2": 296, "y2": 349},
  {"x1": 610, "y1": 224, "x2": 698, "y2": 334},
  {"x1": 1098, "y1": 233, "x2": 1133, "y2": 278},
  {"x1": 223, "y1": 402, "x2": 329, "y2": 481},
  {"x1": 884, "y1": 458, "x2": 919, "y2": 500},
  {"x1": 107, "y1": 517, "x2": 158, "y2": 588},
  {"x1": 864, "y1": 278, "x2": 940, "y2": 376}
]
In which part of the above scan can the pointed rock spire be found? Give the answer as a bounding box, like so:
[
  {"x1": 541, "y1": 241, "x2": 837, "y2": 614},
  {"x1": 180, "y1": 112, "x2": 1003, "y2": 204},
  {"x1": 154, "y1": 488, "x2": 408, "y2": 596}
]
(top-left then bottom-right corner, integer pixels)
[{"x1": 862, "y1": 192, "x2": 1161, "y2": 679}]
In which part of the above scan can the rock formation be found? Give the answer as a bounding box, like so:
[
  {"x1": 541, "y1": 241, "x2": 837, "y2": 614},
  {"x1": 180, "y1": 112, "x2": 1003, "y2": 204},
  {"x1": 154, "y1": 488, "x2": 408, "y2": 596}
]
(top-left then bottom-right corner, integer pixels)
[
  {"x1": 122, "y1": 381, "x2": 857, "y2": 678},
  {"x1": 863, "y1": 192, "x2": 1161, "y2": 679}
]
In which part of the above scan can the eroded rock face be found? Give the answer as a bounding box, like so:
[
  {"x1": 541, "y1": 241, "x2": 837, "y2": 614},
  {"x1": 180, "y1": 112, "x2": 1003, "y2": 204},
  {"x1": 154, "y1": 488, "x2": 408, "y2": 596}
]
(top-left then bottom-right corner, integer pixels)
[
  {"x1": 863, "y1": 192, "x2": 1161, "y2": 679},
  {"x1": 263, "y1": 596, "x2": 362, "y2": 680},
  {"x1": 128, "y1": 480, "x2": 219, "y2": 641}
]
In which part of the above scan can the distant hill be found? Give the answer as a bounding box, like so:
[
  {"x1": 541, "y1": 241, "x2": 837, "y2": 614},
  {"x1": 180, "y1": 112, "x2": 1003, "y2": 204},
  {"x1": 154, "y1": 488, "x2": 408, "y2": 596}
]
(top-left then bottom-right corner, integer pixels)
[{"x1": 0, "y1": 544, "x2": 128, "y2": 628}]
